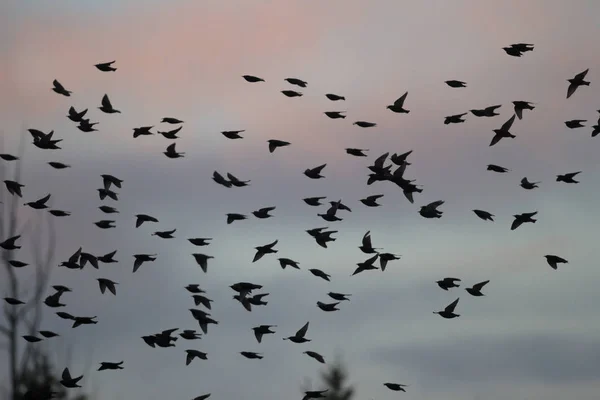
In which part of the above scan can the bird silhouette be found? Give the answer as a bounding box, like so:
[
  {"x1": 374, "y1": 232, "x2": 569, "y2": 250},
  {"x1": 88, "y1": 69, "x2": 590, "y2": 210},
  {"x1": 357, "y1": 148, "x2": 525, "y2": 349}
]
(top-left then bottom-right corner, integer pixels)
[{"x1": 566, "y1": 68, "x2": 590, "y2": 98}]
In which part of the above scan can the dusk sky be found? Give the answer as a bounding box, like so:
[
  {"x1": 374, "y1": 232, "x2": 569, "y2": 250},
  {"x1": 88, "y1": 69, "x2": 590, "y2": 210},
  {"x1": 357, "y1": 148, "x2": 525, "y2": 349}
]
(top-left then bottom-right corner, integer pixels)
[{"x1": 2, "y1": 1, "x2": 600, "y2": 400}]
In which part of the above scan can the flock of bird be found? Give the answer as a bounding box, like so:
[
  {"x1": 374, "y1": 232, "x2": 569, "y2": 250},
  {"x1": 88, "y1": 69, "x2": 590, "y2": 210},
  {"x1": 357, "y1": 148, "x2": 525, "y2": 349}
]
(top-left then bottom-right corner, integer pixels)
[{"x1": 0, "y1": 42, "x2": 597, "y2": 400}]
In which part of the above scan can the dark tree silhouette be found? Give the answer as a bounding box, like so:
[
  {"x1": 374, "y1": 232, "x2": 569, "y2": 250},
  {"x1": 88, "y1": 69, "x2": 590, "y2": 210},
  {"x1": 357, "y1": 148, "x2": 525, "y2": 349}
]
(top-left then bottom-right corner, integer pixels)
[{"x1": 319, "y1": 356, "x2": 355, "y2": 400}]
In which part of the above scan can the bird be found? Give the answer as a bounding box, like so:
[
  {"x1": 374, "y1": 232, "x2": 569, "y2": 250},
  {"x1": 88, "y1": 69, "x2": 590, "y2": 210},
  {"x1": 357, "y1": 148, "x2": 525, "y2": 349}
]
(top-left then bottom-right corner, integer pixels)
[
  {"x1": 4, "y1": 297, "x2": 25, "y2": 305},
  {"x1": 48, "y1": 161, "x2": 71, "y2": 169},
  {"x1": 242, "y1": 75, "x2": 264, "y2": 83},
  {"x1": 544, "y1": 255, "x2": 568, "y2": 270},
  {"x1": 487, "y1": 164, "x2": 510, "y2": 173},
  {"x1": 384, "y1": 383, "x2": 409, "y2": 392},
  {"x1": 325, "y1": 93, "x2": 345, "y2": 101},
  {"x1": 379, "y1": 253, "x2": 400, "y2": 271},
  {"x1": 386, "y1": 92, "x2": 410, "y2": 113},
  {"x1": 419, "y1": 200, "x2": 444, "y2": 219},
  {"x1": 94, "y1": 220, "x2": 115, "y2": 229},
  {"x1": 345, "y1": 148, "x2": 368, "y2": 157},
  {"x1": 304, "y1": 351, "x2": 325, "y2": 364},
  {"x1": 592, "y1": 124, "x2": 600, "y2": 137},
  {"x1": 0, "y1": 153, "x2": 18, "y2": 161},
  {"x1": 556, "y1": 171, "x2": 581, "y2": 183},
  {"x1": 133, "y1": 254, "x2": 157, "y2": 273},
  {"x1": 470, "y1": 105, "x2": 501, "y2": 117},
  {"x1": 240, "y1": 352, "x2": 263, "y2": 360},
  {"x1": 317, "y1": 301, "x2": 340, "y2": 312},
  {"x1": 444, "y1": 113, "x2": 467, "y2": 124},
  {"x1": 52, "y1": 79, "x2": 71, "y2": 96},
  {"x1": 192, "y1": 295, "x2": 213, "y2": 309},
  {"x1": 520, "y1": 177, "x2": 540, "y2": 189},
  {"x1": 135, "y1": 214, "x2": 159, "y2": 227},
  {"x1": 359, "y1": 231, "x2": 380, "y2": 254},
  {"x1": 278, "y1": 258, "x2": 300, "y2": 270},
  {"x1": 465, "y1": 280, "x2": 490, "y2": 296},
  {"x1": 282, "y1": 90, "x2": 303, "y2": 97},
  {"x1": 95, "y1": 61, "x2": 117, "y2": 72},
  {"x1": 98, "y1": 94, "x2": 121, "y2": 114},
  {"x1": 283, "y1": 321, "x2": 311, "y2": 343},
  {"x1": 285, "y1": 78, "x2": 307, "y2": 87},
  {"x1": 328, "y1": 292, "x2": 351, "y2": 301},
  {"x1": 180, "y1": 330, "x2": 202, "y2": 340},
  {"x1": 227, "y1": 173, "x2": 250, "y2": 187},
  {"x1": 490, "y1": 114, "x2": 516, "y2": 146},
  {"x1": 161, "y1": 117, "x2": 184, "y2": 124},
  {"x1": 24, "y1": 194, "x2": 51, "y2": 209},
  {"x1": 565, "y1": 119, "x2": 586, "y2": 129},
  {"x1": 511, "y1": 211, "x2": 538, "y2": 230},
  {"x1": 445, "y1": 80, "x2": 467, "y2": 88},
  {"x1": 252, "y1": 207, "x2": 276, "y2": 219},
  {"x1": 226, "y1": 213, "x2": 247, "y2": 224},
  {"x1": 303, "y1": 197, "x2": 327, "y2": 206},
  {"x1": 253, "y1": 325, "x2": 277, "y2": 343},
  {"x1": 309, "y1": 269, "x2": 330, "y2": 281},
  {"x1": 192, "y1": 253, "x2": 214, "y2": 273},
  {"x1": 434, "y1": 298, "x2": 460, "y2": 319},
  {"x1": 133, "y1": 126, "x2": 154, "y2": 138},
  {"x1": 67, "y1": 106, "x2": 88, "y2": 122},
  {"x1": 98, "y1": 361, "x2": 124, "y2": 371},
  {"x1": 353, "y1": 121, "x2": 377, "y2": 128},
  {"x1": 437, "y1": 278, "x2": 461, "y2": 290},
  {"x1": 164, "y1": 143, "x2": 185, "y2": 158},
  {"x1": 0, "y1": 235, "x2": 21, "y2": 250},
  {"x1": 22, "y1": 335, "x2": 42, "y2": 343},
  {"x1": 566, "y1": 68, "x2": 590, "y2": 99},
  {"x1": 503, "y1": 43, "x2": 534, "y2": 57},
  {"x1": 303, "y1": 390, "x2": 329, "y2": 400},
  {"x1": 102, "y1": 174, "x2": 123, "y2": 190},
  {"x1": 185, "y1": 350, "x2": 208, "y2": 365},
  {"x1": 360, "y1": 194, "x2": 383, "y2": 207},
  {"x1": 304, "y1": 164, "x2": 327, "y2": 179},
  {"x1": 473, "y1": 209, "x2": 494, "y2": 222},
  {"x1": 253, "y1": 240, "x2": 278, "y2": 262},
  {"x1": 188, "y1": 238, "x2": 212, "y2": 246},
  {"x1": 267, "y1": 139, "x2": 291, "y2": 153},
  {"x1": 60, "y1": 368, "x2": 83, "y2": 388},
  {"x1": 513, "y1": 101, "x2": 535, "y2": 119},
  {"x1": 158, "y1": 126, "x2": 182, "y2": 139},
  {"x1": 221, "y1": 130, "x2": 245, "y2": 139},
  {"x1": 4, "y1": 180, "x2": 24, "y2": 197},
  {"x1": 325, "y1": 111, "x2": 346, "y2": 119},
  {"x1": 97, "y1": 278, "x2": 118, "y2": 295}
]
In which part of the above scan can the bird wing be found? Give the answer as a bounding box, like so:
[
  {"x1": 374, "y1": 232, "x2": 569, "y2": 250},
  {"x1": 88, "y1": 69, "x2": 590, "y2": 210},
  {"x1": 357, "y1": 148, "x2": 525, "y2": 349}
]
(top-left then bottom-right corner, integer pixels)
[
  {"x1": 501, "y1": 114, "x2": 516, "y2": 132},
  {"x1": 473, "y1": 280, "x2": 490, "y2": 291},
  {"x1": 445, "y1": 298, "x2": 459, "y2": 313},
  {"x1": 393, "y1": 92, "x2": 408, "y2": 107},
  {"x1": 166, "y1": 143, "x2": 176, "y2": 154},
  {"x1": 514, "y1": 106, "x2": 523, "y2": 120},
  {"x1": 53, "y1": 80, "x2": 65, "y2": 91},
  {"x1": 510, "y1": 219, "x2": 523, "y2": 231},
  {"x1": 566, "y1": 82, "x2": 578, "y2": 99},
  {"x1": 61, "y1": 368, "x2": 71, "y2": 380},
  {"x1": 373, "y1": 152, "x2": 389, "y2": 168},
  {"x1": 574, "y1": 68, "x2": 589, "y2": 81},
  {"x1": 296, "y1": 321, "x2": 309, "y2": 338},
  {"x1": 101, "y1": 94, "x2": 112, "y2": 109},
  {"x1": 362, "y1": 231, "x2": 372, "y2": 248},
  {"x1": 489, "y1": 133, "x2": 503, "y2": 147},
  {"x1": 567, "y1": 171, "x2": 581, "y2": 178}
]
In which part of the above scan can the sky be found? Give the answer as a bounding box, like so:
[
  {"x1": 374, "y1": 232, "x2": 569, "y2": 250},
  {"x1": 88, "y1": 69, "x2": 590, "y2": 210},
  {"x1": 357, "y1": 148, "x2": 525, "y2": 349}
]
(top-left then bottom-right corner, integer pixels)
[{"x1": 1, "y1": 0, "x2": 600, "y2": 399}]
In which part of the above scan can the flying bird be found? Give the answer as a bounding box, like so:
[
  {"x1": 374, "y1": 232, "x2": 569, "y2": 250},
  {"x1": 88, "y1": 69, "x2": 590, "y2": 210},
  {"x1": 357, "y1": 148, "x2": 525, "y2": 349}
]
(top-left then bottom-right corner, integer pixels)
[
  {"x1": 511, "y1": 211, "x2": 538, "y2": 230},
  {"x1": 282, "y1": 90, "x2": 303, "y2": 97},
  {"x1": 565, "y1": 119, "x2": 586, "y2": 129},
  {"x1": 490, "y1": 114, "x2": 516, "y2": 146},
  {"x1": 268, "y1": 139, "x2": 291, "y2": 153},
  {"x1": 52, "y1": 79, "x2": 71, "y2": 96},
  {"x1": 445, "y1": 80, "x2": 466, "y2": 88},
  {"x1": 325, "y1": 111, "x2": 346, "y2": 119},
  {"x1": 434, "y1": 298, "x2": 460, "y2": 319},
  {"x1": 242, "y1": 75, "x2": 264, "y2": 83},
  {"x1": 513, "y1": 101, "x2": 535, "y2": 119},
  {"x1": 437, "y1": 278, "x2": 461, "y2": 290},
  {"x1": 444, "y1": 113, "x2": 467, "y2": 124},
  {"x1": 253, "y1": 240, "x2": 278, "y2": 262},
  {"x1": 325, "y1": 93, "x2": 345, "y2": 101},
  {"x1": 304, "y1": 164, "x2": 327, "y2": 179},
  {"x1": 473, "y1": 209, "x2": 494, "y2": 221},
  {"x1": 566, "y1": 68, "x2": 590, "y2": 99},
  {"x1": 95, "y1": 61, "x2": 117, "y2": 72},
  {"x1": 99, "y1": 94, "x2": 121, "y2": 114},
  {"x1": 465, "y1": 280, "x2": 490, "y2": 296},
  {"x1": 386, "y1": 92, "x2": 410, "y2": 113},
  {"x1": 285, "y1": 78, "x2": 307, "y2": 87},
  {"x1": 520, "y1": 177, "x2": 540, "y2": 190},
  {"x1": 353, "y1": 121, "x2": 377, "y2": 128},
  {"x1": 556, "y1": 171, "x2": 581, "y2": 183},
  {"x1": 283, "y1": 321, "x2": 311, "y2": 343},
  {"x1": 544, "y1": 255, "x2": 568, "y2": 270},
  {"x1": 470, "y1": 105, "x2": 501, "y2": 117}
]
